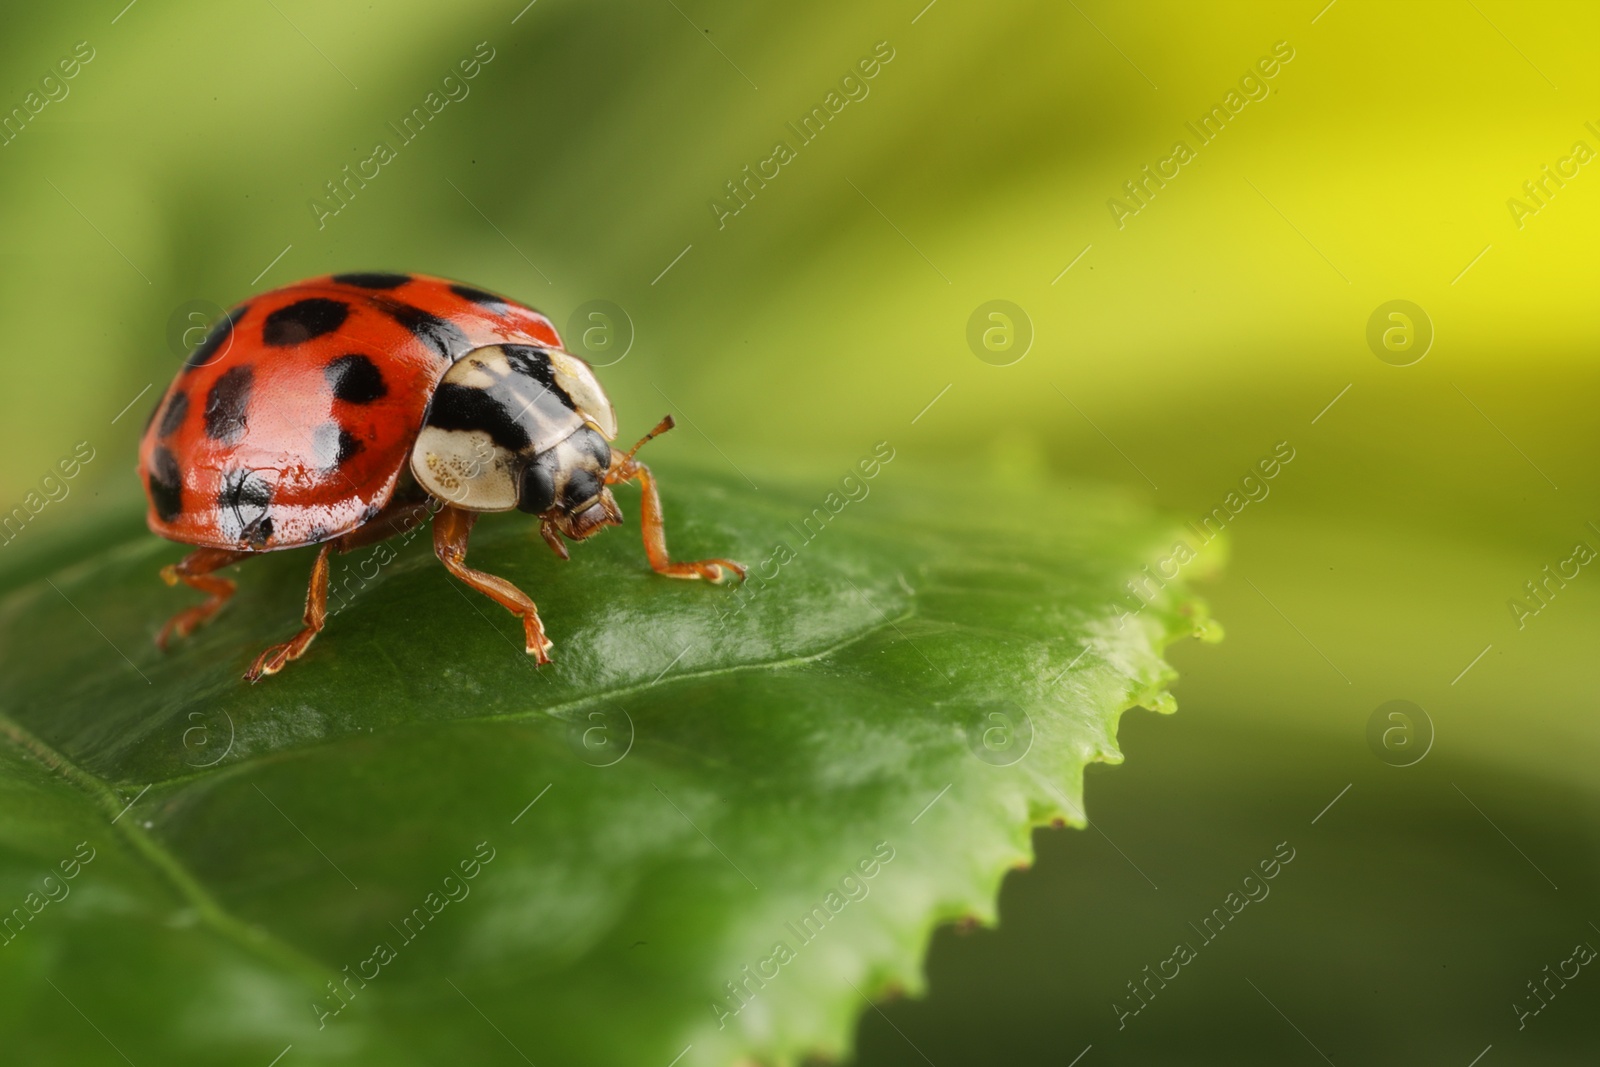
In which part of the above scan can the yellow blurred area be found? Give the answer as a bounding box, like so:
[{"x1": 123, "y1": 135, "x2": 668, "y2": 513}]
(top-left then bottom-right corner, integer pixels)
[{"x1": 0, "y1": 3, "x2": 1589, "y2": 452}]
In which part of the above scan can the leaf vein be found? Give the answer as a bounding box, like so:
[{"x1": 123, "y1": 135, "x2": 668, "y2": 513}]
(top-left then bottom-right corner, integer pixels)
[{"x1": 0, "y1": 710, "x2": 332, "y2": 987}]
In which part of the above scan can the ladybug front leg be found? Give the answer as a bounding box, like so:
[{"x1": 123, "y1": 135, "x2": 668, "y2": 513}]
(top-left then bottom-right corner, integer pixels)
[
  {"x1": 244, "y1": 544, "x2": 333, "y2": 683},
  {"x1": 158, "y1": 548, "x2": 250, "y2": 649},
  {"x1": 432, "y1": 504, "x2": 554, "y2": 663},
  {"x1": 606, "y1": 451, "x2": 746, "y2": 584}
]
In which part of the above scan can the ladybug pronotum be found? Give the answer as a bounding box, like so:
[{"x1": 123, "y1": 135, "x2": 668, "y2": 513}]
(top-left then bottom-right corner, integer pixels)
[{"x1": 137, "y1": 272, "x2": 745, "y2": 681}]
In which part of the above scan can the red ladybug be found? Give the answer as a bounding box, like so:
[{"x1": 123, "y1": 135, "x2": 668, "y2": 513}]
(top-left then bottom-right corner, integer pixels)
[{"x1": 138, "y1": 272, "x2": 744, "y2": 681}]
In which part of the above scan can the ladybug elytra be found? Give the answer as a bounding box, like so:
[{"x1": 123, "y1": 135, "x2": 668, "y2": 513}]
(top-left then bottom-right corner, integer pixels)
[{"x1": 137, "y1": 272, "x2": 744, "y2": 681}]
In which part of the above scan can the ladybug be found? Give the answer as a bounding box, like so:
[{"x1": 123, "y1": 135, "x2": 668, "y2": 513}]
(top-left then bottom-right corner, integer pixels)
[{"x1": 138, "y1": 272, "x2": 745, "y2": 682}]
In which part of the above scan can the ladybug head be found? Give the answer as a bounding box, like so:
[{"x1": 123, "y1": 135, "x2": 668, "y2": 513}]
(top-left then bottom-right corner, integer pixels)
[
  {"x1": 410, "y1": 345, "x2": 621, "y2": 542},
  {"x1": 515, "y1": 425, "x2": 623, "y2": 542}
]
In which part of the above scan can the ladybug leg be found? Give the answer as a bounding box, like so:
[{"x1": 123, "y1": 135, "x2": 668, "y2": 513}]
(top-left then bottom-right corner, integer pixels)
[
  {"x1": 157, "y1": 548, "x2": 249, "y2": 650},
  {"x1": 606, "y1": 451, "x2": 746, "y2": 584},
  {"x1": 244, "y1": 544, "x2": 333, "y2": 683},
  {"x1": 433, "y1": 504, "x2": 554, "y2": 664},
  {"x1": 538, "y1": 520, "x2": 570, "y2": 560}
]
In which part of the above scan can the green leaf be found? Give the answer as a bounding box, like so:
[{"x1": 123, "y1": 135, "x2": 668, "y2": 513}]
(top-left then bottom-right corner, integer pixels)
[{"x1": 0, "y1": 465, "x2": 1218, "y2": 1066}]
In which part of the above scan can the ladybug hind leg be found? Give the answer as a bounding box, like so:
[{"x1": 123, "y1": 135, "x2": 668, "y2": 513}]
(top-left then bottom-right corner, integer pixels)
[
  {"x1": 158, "y1": 548, "x2": 249, "y2": 650},
  {"x1": 244, "y1": 544, "x2": 333, "y2": 683},
  {"x1": 433, "y1": 504, "x2": 554, "y2": 664}
]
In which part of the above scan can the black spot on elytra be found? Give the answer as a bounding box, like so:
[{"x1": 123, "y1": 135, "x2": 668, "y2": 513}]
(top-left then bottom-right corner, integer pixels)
[
  {"x1": 148, "y1": 447, "x2": 182, "y2": 522},
  {"x1": 425, "y1": 382, "x2": 531, "y2": 452},
  {"x1": 501, "y1": 345, "x2": 577, "y2": 412},
  {"x1": 184, "y1": 305, "x2": 248, "y2": 371},
  {"x1": 383, "y1": 300, "x2": 469, "y2": 361},
  {"x1": 157, "y1": 390, "x2": 189, "y2": 438},
  {"x1": 262, "y1": 298, "x2": 349, "y2": 347},
  {"x1": 338, "y1": 430, "x2": 362, "y2": 464},
  {"x1": 325, "y1": 353, "x2": 388, "y2": 404},
  {"x1": 450, "y1": 283, "x2": 509, "y2": 309},
  {"x1": 218, "y1": 468, "x2": 274, "y2": 546},
  {"x1": 332, "y1": 271, "x2": 411, "y2": 289},
  {"x1": 313, "y1": 422, "x2": 363, "y2": 469},
  {"x1": 204, "y1": 366, "x2": 253, "y2": 443}
]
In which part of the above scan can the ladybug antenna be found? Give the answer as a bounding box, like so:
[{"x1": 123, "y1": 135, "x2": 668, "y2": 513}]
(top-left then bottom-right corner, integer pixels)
[{"x1": 622, "y1": 414, "x2": 675, "y2": 463}]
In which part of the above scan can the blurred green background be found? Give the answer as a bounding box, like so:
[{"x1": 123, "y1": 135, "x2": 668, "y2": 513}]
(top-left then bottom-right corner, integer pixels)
[{"x1": 2, "y1": 0, "x2": 1597, "y2": 1061}]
